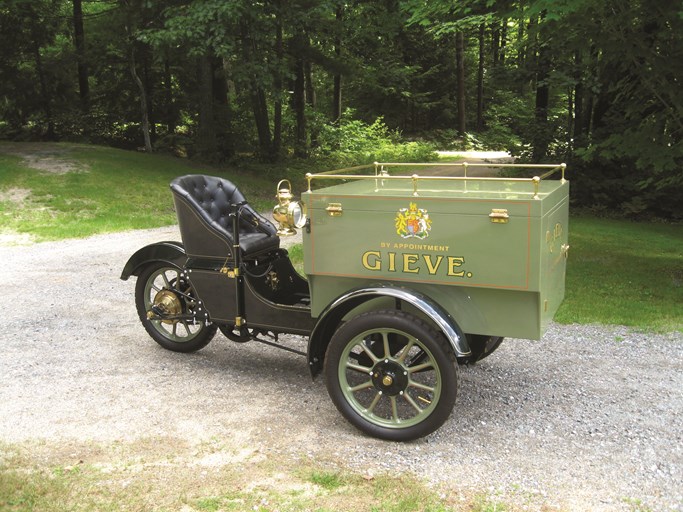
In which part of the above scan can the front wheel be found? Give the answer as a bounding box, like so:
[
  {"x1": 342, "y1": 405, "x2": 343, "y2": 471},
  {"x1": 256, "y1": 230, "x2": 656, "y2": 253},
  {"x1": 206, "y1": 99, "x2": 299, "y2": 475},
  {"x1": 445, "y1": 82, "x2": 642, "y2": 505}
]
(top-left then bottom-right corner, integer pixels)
[
  {"x1": 135, "y1": 262, "x2": 217, "y2": 352},
  {"x1": 324, "y1": 310, "x2": 458, "y2": 441}
]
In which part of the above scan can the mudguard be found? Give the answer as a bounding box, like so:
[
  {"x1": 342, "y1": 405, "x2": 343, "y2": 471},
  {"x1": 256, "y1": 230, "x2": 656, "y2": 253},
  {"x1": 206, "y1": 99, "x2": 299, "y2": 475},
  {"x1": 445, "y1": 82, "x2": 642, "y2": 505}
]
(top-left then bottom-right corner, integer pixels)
[
  {"x1": 307, "y1": 285, "x2": 471, "y2": 377},
  {"x1": 120, "y1": 241, "x2": 186, "y2": 280}
]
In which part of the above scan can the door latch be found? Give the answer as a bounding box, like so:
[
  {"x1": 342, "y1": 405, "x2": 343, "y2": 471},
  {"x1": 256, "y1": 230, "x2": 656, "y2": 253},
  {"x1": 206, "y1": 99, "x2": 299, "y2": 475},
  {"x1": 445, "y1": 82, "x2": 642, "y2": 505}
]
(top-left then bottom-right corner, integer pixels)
[{"x1": 326, "y1": 203, "x2": 343, "y2": 217}]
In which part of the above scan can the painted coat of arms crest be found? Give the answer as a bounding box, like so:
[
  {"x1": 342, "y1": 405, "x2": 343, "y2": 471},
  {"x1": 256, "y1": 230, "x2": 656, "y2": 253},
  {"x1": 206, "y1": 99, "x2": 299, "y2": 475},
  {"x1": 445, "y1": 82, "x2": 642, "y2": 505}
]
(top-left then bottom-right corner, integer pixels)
[{"x1": 395, "y1": 202, "x2": 432, "y2": 239}]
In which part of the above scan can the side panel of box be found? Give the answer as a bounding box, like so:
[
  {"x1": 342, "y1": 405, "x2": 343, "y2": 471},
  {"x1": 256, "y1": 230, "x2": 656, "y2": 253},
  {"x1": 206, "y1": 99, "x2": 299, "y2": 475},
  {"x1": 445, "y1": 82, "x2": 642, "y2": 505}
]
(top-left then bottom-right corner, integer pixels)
[
  {"x1": 303, "y1": 194, "x2": 539, "y2": 292},
  {"x1": 307, "y1": 274, "x2": 543, "y2": 340},
  {"x1": 539, "y1": 193, "x2": 569, "y2": 333}
]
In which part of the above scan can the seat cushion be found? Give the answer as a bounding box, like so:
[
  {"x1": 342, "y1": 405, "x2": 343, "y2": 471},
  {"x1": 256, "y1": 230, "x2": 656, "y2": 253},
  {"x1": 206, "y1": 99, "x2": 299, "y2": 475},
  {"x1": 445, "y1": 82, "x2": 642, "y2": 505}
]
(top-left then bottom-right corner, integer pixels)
[{"x1": 239, "y1": 232, "x2": 281, "y2": 256}]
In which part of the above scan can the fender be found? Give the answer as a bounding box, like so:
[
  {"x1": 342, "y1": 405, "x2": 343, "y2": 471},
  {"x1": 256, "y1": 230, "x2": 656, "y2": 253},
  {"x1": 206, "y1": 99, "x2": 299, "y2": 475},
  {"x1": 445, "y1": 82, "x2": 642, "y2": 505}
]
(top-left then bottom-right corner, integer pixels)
[
  {"x1": 307, "y1": 285, "x2": 471, "y2": 377},
  {"x1": 120, "y1": 241, "x2": 187, "y2": 280}
]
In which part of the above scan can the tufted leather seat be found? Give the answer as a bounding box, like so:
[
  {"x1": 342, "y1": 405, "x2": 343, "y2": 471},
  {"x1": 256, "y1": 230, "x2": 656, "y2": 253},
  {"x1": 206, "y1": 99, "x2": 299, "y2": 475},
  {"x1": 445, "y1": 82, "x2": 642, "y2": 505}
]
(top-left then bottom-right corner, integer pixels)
[{"x1": 170, "y1": 174, "x2": 279, "y2": 260}]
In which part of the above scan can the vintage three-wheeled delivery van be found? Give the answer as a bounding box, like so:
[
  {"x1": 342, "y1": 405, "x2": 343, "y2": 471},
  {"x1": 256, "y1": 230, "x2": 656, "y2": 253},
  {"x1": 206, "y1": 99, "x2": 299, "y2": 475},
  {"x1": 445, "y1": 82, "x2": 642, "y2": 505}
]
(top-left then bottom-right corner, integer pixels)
[{"x1": 121, "y1": 162, "x2": 570, "y2": 441}]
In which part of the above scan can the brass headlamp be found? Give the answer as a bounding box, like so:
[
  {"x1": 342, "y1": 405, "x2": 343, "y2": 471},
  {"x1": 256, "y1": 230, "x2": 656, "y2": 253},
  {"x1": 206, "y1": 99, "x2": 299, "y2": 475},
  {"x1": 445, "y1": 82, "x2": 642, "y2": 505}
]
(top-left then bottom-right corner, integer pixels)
[{"x1": 272, "y1": 179, "x2": 307, "y2": 236}]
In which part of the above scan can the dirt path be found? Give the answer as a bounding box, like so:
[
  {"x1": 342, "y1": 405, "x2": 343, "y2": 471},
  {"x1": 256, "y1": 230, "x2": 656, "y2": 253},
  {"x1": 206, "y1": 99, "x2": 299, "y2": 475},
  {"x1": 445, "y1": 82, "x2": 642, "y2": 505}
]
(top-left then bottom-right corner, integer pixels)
[{"x1": 1, "y1": 141, "x2": 89, "y2": 174}]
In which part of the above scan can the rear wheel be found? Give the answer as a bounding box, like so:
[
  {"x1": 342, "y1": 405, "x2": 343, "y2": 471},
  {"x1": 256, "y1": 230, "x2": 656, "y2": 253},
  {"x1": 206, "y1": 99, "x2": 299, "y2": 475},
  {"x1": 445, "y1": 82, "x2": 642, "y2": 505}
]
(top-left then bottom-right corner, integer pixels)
[
  {"x1": 324, "y1": 310, "x2": 458, "y2": 441},
  {"x1": 135, "y1": 262, "x2": 217, "y2": 352}
]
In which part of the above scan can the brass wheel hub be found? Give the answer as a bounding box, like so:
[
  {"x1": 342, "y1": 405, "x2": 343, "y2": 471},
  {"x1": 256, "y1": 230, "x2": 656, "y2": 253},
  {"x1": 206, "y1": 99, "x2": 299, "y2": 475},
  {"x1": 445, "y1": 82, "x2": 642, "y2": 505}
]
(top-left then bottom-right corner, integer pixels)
[{"x1": 149, "y1": 289, "x2": 182, "y2": 324}]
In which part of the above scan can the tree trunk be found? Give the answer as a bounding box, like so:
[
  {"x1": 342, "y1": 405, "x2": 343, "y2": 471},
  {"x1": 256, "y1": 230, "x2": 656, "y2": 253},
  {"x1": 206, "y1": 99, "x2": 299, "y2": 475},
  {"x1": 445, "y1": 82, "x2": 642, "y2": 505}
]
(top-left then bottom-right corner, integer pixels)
[
  {"x1": 196, "y1": 55, "x2": 217, "y2": 160},
  {"x1": 240, "y1": 22, "x2": 273, "y2": 160},
  {"x1": 163, "y1": 57, "x2": 176, "y2": 134},
  {"x1": 253, "y1": 89, "x2": 273, "y2": 160},
  {"x1": 567, "y1": 88, "x2": 573, "y2": 151},
  {"x1": 573, "y1": 50, "x2": 584, "y2": 147},
  {"x1": 476, "y1": 23, "x2": 485, "y2": 131},
  {"x1": 123, "y1": 3, "x2": 151, "y2": 152},
  {"x1": 500, "y1": 19, "x2": 507, "y2": 66},
  {"x1": 573, "y1": 80, "x2": 583, "y2": 140},
  {"x1": 519, "y1": 14, "x2": 532, "y2": 95},
  {"x1": 292, "y1": 39, "x2": 307, "y2": 158},
  {"x1": 305, "y1": 61, "x2": 316, "y2": 109},
  {"x1": 142, "y1": 45, "x2": 155, "y2": 142},
  {"x1": 212, "y1": 55, "x2": 234, "y2": 160},
  {"x1": 72, "y1": 0, "x2": 89, "y2": 114},
  {"x1": 305, "y1": 60, "x2": 318, "y2": 148},
  {"x1": 582, "y1": 45, "x2": 598, "y2": 136},
  {"x1": 33, "y1": 42, "x2": 56, "y2": 140},
  {"x1": 584, "y1": 92, "x2": 594, "y2": 136},
  {"x1": 273, "y1": 0, "x2": 283, "y2": 158},
  {"x1": 517, "y1": 14, "x2": 525, "y2": 70},
  {"x1": 332, "y1": 73, "x2": 342, "y2": 122},
  {"x1": 455, "y1": 31, "x2": 466, "y2": 136},
  {"x1": 130, "y1": 44, "x2": 152, "y2": 152},
  {"x1": 332, "y1": 4, "x2": 343, "y2": 122},
  {"x1": 491, "y1": 23, "x2": 500, "y2": 68},
  {"x1": 532, "y1": 16, "x2": 550, "y2": 162}
]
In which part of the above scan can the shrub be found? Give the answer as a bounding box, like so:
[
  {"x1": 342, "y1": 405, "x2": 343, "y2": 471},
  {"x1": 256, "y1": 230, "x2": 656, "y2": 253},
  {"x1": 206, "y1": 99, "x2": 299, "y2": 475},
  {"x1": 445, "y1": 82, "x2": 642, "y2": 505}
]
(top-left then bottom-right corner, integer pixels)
[{"x1": 314, "y1": 110, "x2": 437, "y2": 165}]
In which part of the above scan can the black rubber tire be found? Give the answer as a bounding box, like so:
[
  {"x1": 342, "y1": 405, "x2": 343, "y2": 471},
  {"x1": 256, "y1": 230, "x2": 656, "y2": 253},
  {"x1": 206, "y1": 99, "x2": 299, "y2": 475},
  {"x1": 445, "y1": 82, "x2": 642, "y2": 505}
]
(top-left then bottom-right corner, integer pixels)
[
  {"x1": 324, "y1": 310, "x2": 458, "y2": 441},
  {"x1": 458, "y1": 335, "x2": 504, "y2": 365},
  {"x1": 135, "y1": 262, "x2": 217, "y2": 353}
]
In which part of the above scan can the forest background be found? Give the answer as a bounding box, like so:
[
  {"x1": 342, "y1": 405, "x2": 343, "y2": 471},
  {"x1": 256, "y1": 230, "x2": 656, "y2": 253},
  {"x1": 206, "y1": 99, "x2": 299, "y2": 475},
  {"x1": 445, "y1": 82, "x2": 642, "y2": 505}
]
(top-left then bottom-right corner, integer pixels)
[{"x1": 1, "y1": 0, "x2": 681, "y2": 220}]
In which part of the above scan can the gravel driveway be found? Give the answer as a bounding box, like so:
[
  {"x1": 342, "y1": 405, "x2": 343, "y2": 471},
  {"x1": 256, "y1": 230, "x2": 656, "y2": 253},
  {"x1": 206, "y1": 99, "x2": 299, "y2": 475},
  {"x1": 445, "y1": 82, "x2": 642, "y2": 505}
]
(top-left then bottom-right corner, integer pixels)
[{"x1": 1, "y1": 227, "x2": 681, "y2": 511}]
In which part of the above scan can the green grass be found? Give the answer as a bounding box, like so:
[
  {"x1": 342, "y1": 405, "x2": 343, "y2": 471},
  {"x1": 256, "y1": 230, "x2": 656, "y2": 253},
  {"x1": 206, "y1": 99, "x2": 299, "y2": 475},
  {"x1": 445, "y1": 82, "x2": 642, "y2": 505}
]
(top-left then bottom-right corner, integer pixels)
[
  {"x1": 308, "y1": 470, "x2": 346, "y2": 490},
  {"x1": 0, "y1": 142, "x2": 279, "y2": 241},
  {"x1": 554, "y1": 216, "x2": 682, "y2": 332}
]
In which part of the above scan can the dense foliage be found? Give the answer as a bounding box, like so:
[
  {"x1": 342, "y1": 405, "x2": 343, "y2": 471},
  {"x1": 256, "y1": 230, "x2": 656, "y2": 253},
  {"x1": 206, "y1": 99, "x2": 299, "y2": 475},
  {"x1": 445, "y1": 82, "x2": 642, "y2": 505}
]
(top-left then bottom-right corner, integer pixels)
[{"x1": 0, "y1": 0, "x2": 681, "y2": 219}]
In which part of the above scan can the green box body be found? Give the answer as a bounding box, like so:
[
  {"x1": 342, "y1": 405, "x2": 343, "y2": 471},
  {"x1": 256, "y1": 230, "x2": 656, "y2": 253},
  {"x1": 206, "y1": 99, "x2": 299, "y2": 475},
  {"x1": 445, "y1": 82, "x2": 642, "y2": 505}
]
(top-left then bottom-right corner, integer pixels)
[{"x1": 302, "y1": 176, "x2": 569, "y2": 340}]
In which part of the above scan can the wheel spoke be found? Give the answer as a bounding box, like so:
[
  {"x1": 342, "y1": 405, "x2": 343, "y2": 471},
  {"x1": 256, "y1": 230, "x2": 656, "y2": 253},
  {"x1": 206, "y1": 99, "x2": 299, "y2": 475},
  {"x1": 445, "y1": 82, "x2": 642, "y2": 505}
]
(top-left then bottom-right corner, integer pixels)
[
  {"x1": 346, "y1": 361, "x2": 373, "y2": 374},
  {"x1": 408, "y1": 361, "x2": 434, "y2": 373},
  {"x1": 349, "y1": 380, "x2": 374, "y2": 392},
  {"x1": 367, "y1": 392, "x2": 382, "y2": 413},
  {"x1": 390, "y1": 396, "x2": 399, "y2": 423},
  {"x1": 396, "y1": 339, "x2": 416, "y2": 363},
  {"x1": 360, "y1": 340, "x2": 380, "y2": 364},
  {"x1": 382, "y1": 332, "x2": 391, "y2": 359},
  {"x1": 408, "y1": 380, "x2": 435, "y2": 393},
  {"x1": 402, "y1": 392, "x2": 423, "y2": 413},
  {"x1": 161, "y1": 271, "x2": 171, "y2": 288}
]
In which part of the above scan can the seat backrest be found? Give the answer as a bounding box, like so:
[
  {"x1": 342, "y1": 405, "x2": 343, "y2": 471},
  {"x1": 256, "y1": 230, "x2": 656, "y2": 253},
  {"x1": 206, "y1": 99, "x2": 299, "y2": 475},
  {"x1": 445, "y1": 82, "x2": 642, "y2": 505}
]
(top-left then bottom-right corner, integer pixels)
[{"x1": 170, "y1": 174, "x2": 278, "y2": 259}]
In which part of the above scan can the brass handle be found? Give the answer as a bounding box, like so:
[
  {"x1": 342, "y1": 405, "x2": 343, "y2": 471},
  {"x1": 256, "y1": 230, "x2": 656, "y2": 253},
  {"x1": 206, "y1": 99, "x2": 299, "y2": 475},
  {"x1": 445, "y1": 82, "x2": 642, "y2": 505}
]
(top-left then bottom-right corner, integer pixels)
[
  {"x1": 489, "y1": 208, "x2": 509, "y2": 224},
  {"x1": 326, "y1": 203, "x2": 343, "y2": 217},
  {"x1": 561, "y1": 244, "x2": 570, "y2": 259}
]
